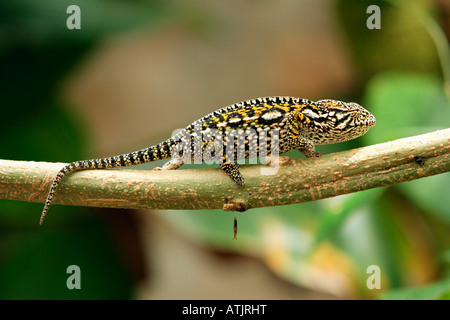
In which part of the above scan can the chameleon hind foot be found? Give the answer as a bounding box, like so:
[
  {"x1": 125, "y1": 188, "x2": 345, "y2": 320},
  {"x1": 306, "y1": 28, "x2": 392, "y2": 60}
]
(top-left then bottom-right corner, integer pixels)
[{"x1": 154, "y1": 158, "x2": 184, "y2": 171}]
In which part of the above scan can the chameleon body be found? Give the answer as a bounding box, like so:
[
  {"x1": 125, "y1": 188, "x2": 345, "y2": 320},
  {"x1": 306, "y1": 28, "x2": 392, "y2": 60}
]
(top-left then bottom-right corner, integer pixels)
[{"x1": 39, "y1": 96, "x2": 376, "y2": 224}]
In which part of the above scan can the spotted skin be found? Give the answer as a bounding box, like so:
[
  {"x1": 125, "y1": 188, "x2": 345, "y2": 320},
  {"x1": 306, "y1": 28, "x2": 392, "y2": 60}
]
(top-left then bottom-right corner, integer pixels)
[{"x1": 39, "y1": 96, "x2": 375, "y2": 224}]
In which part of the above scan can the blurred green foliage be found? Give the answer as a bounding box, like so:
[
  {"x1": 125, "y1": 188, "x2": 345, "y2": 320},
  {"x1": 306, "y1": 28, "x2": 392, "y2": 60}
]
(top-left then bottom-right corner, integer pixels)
[
  {"x1": 0, "y1": 0, "x2": 449, "y2": 299},
  {"x1": 337, "y1": 0, "x2": 440, "y2": 83},
  {"x1": 382, "y1": 278, "x2": 450, "y2": 300},
  {"x1": 0, "y1": 0, "x2": 162, "y2": 299},
  {"x1": 0, "y1": 213, "x2": 132, "y2": 299}
]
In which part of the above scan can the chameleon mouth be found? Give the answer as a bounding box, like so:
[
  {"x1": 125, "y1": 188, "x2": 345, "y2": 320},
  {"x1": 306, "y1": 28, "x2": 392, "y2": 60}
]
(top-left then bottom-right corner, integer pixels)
[
  {"x1": 367, "y1": 114, "x2": 376, "y2": 127},
  {"x1": 362, "y1": 111, "x2": 376, "y2": 127}
]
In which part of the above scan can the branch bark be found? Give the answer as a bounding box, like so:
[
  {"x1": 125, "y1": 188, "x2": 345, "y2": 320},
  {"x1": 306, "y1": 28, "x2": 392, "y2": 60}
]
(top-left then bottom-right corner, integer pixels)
[{"x1": 0, "y1": 129, "x2": 449, "y2": 212}]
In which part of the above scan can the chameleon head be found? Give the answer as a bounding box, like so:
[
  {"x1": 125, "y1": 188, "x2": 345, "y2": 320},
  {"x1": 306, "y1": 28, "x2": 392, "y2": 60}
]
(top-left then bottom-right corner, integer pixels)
[{"x1": 302, "y1": 99, "x2": 376, "y2": 144}]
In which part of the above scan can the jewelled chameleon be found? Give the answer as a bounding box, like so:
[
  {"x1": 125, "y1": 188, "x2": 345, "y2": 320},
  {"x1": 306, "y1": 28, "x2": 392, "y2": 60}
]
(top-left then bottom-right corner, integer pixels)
[{"x1": 39, "y1": 96, "x2": 375, "y2": 224}]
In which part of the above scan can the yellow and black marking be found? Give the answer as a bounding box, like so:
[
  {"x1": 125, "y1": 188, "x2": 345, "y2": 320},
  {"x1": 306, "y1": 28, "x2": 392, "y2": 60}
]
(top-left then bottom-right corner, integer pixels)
[{"x1": 39, "y1": 96, "x2": 376, "y2": 225}]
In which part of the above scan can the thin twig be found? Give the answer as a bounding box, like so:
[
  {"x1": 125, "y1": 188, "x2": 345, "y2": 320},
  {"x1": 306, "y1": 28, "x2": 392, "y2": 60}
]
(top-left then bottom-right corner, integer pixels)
[{"x1": 0, "y1": 129, "x2": 449, "y2": 213}]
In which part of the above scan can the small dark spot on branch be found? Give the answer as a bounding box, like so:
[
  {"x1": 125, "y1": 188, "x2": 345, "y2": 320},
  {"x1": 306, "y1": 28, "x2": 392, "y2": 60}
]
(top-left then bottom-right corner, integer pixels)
[{"x1": 414, "y1": 156, "x2": 425, "y2": 167}]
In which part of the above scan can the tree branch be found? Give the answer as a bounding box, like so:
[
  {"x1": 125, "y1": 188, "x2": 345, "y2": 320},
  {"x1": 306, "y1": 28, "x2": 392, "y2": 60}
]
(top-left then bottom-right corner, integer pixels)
[{"x1": 1, "y1": 129, "x2": 449, "y2": 212}]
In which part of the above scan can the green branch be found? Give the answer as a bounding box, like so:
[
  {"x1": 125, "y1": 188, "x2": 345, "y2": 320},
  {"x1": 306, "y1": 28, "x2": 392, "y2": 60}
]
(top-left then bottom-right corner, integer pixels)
[{"x1": 0, "y1": 129, "x2": 449, "y2": 213}]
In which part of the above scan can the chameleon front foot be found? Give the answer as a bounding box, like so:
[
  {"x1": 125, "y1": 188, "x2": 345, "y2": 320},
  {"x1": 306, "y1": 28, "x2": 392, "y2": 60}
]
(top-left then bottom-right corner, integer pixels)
[{"x1": 221, "y1": 163, "x2": 245, "y2": 187}]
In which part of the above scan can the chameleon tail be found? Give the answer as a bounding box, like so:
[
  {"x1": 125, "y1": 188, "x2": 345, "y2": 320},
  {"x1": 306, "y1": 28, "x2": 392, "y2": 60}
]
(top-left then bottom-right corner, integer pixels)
[
  {"x1": 39, "y1": 140, "x2": 174, "y2": 225},
  {"x1": 40, "y1": 163, "x2": 75, "y2": 225}
]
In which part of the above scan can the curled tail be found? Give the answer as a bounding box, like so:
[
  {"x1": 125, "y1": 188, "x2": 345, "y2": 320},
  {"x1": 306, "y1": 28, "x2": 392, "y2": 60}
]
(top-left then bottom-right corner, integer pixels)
[{"x1": 39, "y1": 140, "x2": 174, "y2": 225}]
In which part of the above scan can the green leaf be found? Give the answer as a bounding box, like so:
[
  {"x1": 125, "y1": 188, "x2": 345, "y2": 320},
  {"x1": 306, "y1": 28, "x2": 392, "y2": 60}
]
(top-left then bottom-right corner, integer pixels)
[
  {"x1": 313, "y1": 189, "x2": 384, "y2": 248},
  {"x1": 382, "y1": 278, "x2": 450, "y2": 300},
  {"x1": 364, "y1": 72, "x2": 449, "y2": 145}
]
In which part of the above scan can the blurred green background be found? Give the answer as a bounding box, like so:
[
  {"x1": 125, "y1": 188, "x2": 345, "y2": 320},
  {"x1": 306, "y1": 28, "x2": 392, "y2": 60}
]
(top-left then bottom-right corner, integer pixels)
[{"x1": 0, "y1": 0, "x2": 449, "y2": 299}]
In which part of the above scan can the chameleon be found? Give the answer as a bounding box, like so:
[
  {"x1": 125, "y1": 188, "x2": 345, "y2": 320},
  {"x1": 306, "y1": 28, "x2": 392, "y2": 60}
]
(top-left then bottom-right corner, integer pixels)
[{"x1": 39, "y1": 96, "x2": 376, "y2": 225}]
